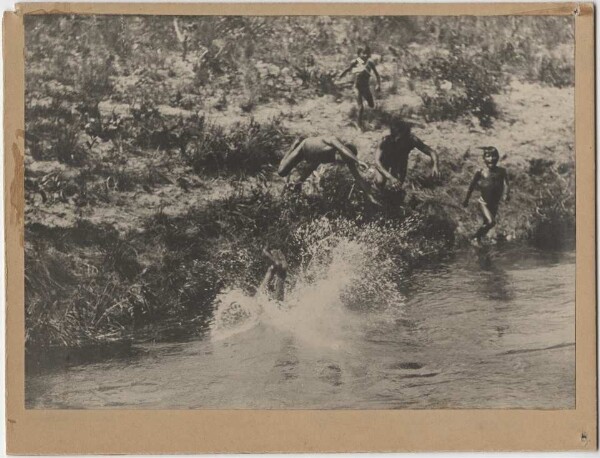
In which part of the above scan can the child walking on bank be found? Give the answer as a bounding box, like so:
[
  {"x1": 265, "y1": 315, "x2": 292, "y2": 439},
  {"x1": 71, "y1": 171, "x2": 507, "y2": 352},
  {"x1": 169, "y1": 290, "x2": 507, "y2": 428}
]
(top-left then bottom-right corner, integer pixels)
[
  {"x1": 339, "y1": 46, "x2": 381, "y2": 130},
  {"x1": 463, "y1": 147, "x2": 510, "y2": 245}
]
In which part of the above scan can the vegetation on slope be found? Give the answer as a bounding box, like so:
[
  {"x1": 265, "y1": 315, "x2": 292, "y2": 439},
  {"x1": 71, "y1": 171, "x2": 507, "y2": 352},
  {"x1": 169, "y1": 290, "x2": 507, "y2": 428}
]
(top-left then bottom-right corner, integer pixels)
[{"x1": 24, "y1": 15, "x2": 575, "y2": 350}]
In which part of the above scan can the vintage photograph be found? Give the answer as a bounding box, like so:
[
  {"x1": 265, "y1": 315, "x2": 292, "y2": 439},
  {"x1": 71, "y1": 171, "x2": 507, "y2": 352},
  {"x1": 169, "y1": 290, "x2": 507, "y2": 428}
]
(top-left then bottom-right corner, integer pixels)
[{"x1": 24, "y1": 14, "x2": 575, "y2": 410}]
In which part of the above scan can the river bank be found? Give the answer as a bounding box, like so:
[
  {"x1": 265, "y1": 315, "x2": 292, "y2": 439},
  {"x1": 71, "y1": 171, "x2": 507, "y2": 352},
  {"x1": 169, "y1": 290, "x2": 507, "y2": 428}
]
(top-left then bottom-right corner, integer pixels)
[
  {"x1": 25, "y1": 16, "x2": 574, "y2": 352},
  {"x1": 25, "y1": 81, "x2": 574, "y2": 352}
]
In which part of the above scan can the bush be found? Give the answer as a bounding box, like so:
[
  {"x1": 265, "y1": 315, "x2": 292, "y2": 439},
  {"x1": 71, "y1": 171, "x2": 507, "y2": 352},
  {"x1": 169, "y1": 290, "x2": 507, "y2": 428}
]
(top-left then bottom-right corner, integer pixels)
[
  {"x1": 26, "y1": 101, "x2": 88, "y2": 165},
  {"x1": 527, "y1": 158, "x2": 555, "y2": 176},
  {"x1": 52, "y1": 121, "x2": 88, "y2": 165},
  {"x1": 527, "y1": 162, "x2": 575, "y2": 250},
  {"x1": 25, "y1": 170, "x2": 461, "y2": 350},
  {"x1": 78, "y1": 57, "x2": 114, "y2": 103},
  {"x1": 185, "y1": 117, "x2": 291, "y2": 175},
  {"x1": 293, "y1": 61, "x2": 340, "y2": 97},
  {"x1": 125, "y1": 101, "x2": 292, "y2": 176},
  {"x1": 129, "y1": 100, "x2": 181, "y2": 151},
  {"x1": 537, "y1": 55, "x2": 574, "y2": 88},
  {"x1": 410, "y1": 50, "x2": 505, "y2": 127},
  {"x1": 25, "y1": 237, "x2": 130, "y2": 349}
]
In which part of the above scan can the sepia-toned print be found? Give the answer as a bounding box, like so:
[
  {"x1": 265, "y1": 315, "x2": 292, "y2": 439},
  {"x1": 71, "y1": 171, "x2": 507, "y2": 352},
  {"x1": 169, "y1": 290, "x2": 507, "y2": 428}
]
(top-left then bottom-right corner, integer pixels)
[{"x1": 24, "y1": 14, "x2": 575, "y2": 409}]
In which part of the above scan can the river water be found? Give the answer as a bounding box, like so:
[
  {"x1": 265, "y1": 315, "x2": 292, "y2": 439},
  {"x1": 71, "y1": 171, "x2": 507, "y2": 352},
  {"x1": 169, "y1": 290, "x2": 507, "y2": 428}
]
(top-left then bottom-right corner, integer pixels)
[{"x1": 26, "y1": 245, "x2": 575, "y2": 409}]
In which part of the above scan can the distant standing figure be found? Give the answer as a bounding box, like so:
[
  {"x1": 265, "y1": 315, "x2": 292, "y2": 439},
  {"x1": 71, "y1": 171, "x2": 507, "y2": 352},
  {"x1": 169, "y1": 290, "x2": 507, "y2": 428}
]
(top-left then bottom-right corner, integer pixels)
[
  {"x1": 462, "y1": 147, "x2": 510, "y2": 245},
  {"x1": 374, "y1": 119, "x2": 440, "y2": 189},
  {"x1": 339, "y1": 46, "x2": 381, "y2": 130},
  {"x1": 278, "y1": 136, "x2": 380, "y2": 206}
]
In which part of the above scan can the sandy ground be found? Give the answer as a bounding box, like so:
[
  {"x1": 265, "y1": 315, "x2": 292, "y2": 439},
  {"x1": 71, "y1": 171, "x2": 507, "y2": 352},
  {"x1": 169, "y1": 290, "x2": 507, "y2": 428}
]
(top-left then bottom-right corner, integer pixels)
[{"x1": 25, "y1": 78, "x2": 573, "y2": 235}]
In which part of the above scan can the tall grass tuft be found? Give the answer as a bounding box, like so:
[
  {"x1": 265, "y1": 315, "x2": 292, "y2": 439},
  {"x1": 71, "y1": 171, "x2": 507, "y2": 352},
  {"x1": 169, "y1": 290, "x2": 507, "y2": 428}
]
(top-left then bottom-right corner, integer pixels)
[
  {"x1": 409, "y1": 49, "x2": 506, "y2": 127},
  {"x1": 185, "y1": 117, "x2": 292, "y2": 176},
  {"x1": 526, "y1": 159, "x2": 575, "y2": 250}
]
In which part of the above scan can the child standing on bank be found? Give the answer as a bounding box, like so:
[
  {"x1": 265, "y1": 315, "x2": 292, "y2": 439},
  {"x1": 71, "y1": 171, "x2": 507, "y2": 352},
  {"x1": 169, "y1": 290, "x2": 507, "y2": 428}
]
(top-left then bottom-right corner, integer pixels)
[{"x1": 463, "y1": 147, "x2": 510, "y2": 245}]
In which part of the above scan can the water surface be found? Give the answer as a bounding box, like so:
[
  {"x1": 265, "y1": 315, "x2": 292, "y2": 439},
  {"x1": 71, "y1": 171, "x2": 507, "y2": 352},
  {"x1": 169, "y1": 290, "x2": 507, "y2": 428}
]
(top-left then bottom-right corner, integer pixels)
[{"x1": 26, "y1": 246, "x2": 575, "y2": 409}]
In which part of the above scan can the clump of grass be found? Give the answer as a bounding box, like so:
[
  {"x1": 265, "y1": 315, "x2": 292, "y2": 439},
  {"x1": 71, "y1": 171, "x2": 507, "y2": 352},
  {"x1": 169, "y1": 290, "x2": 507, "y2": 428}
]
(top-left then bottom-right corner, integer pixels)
[
  {"x1": 185, "y1": 117, "x2": 292, "y2": 176},
  {"x1": 409, "y1": 49, "x2": 505, "y2": 127},
  {"x1": 293, "y1": 62, "x2": 340, "y2": 97},
  {"x1": 526, "y1": 160, "x2": 575, "y2": 250},
  {"x1": 25, "y1": 171, "x2": 78, "y2": 205},
  {"x1": 25, "y1": 235, "x2": 130, "y2": 349},
  {"x1": 78, "y1": 57, "x2": 114, "y2": 103},
  {"x1": 537, "y1": 55, "x2": 574, "y2": 88},
  {"x1": 129, "y1": 100, "x2": 179, "y2": 151},
  {"x1": 26, "y1": 100, "x2": 88, "y2": 165},
  {"x1": 527, "y1": 158, "x2": 555, "y2": 176}
]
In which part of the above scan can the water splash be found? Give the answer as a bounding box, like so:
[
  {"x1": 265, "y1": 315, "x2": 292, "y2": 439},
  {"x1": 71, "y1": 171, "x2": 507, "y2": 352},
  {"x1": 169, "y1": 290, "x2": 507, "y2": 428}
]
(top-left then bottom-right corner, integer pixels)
[
  {"x1": 211, "y1": 217, "x2": 406, "y2": 348},
  {"x1": 210, "y1": 288, "x2": 262, "y2": 341}
]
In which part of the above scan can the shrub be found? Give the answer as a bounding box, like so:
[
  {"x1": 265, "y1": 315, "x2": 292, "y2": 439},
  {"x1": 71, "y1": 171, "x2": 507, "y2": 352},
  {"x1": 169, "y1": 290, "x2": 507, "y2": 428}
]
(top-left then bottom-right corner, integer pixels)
[
  {"x1": 527, "y1": 158, "x2": 555, "y2": 176},
  {"x1": 78, "y1": 56, "x2": 115, "y2": 104},
  {"x1": 53, "y1": 122, "x2": 88, "y2": 165},
  {"x1": 529, "y1": 188, "x2": 575, "y2": 250},
  {"x1": 527, "y1": 162, "x2": 575, "y2": 250},
  {"x1": 313, "y1": 70, "x2": 340, "y2": 96},
  {"x1": 293, "y1": 62, "x2": 340, "y2": 97},
  {"x1": 103, "y1": 241, "x2": 143, "y2": 281},
  {"x1": 410, "y1": 50, "x2": 505, "y2": 127},
  {"x1": 26, "y1": 101, "x2": 88, "y2": 165},
  {"x1": 25, "y1": 235, "x2": 131, "y2": 349},
  {"x1": 537, "y1": 55, "x2": 574, "y2": 88},
  {"x1": 130, "y1": 100, "x2": 172, "y2": 150},
  {"x1": 25, "y1": 169, "x2": 462, "y2": 350},
  {"x1": 185, "y1": 117, "x2": 291, "y2": 175},
  {"x1": 240, "y1": 66, "x2": 270, "y2": 111}
]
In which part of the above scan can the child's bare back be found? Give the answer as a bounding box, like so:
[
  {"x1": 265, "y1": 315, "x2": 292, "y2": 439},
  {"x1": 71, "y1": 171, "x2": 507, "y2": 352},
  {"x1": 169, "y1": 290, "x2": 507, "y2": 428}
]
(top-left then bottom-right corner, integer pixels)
[
  {"x1": 276, "y1": 136, "x2": 380, "y2": 205},
  {"x1": 294, "y1": 136, "x2": 352, "y2": 164}
]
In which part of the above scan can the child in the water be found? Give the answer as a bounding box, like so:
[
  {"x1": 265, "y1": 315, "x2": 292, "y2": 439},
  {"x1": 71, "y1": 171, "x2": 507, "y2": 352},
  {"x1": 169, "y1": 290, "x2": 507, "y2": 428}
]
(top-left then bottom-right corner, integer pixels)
[
  {"x1": 259, "y1": 246, "x2": 288, "y2": 302},
  {"x1": 463, "y1": 147, "x2": 510, "y2": 245}
]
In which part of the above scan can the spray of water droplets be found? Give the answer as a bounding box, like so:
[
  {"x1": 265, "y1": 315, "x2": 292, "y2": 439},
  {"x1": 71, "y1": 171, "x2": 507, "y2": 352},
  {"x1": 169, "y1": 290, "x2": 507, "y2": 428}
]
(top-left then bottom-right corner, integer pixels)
[{"x1": 210, "y1": 216, "x2": 406, "y2": 346}]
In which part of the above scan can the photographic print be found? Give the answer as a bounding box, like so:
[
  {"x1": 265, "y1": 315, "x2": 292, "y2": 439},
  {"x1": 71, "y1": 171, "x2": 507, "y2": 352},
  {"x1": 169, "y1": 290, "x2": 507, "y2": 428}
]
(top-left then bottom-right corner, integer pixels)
[
  {"x1": 5, "y1": 2, "x2": 597, "y2": 453},
  {"x1": 22, "y1": 12, "x2": 578, "y2": 412}
]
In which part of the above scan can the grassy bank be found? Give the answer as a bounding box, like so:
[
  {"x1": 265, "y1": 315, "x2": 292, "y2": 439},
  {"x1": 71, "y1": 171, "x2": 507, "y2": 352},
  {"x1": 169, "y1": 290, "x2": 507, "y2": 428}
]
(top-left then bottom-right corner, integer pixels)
[
  {"x1": 25, "y1": 158, "x2": 573, "y2": 351},
  {"x1": 24, "y1": 15, "x2": 575, "y2": 351}
]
